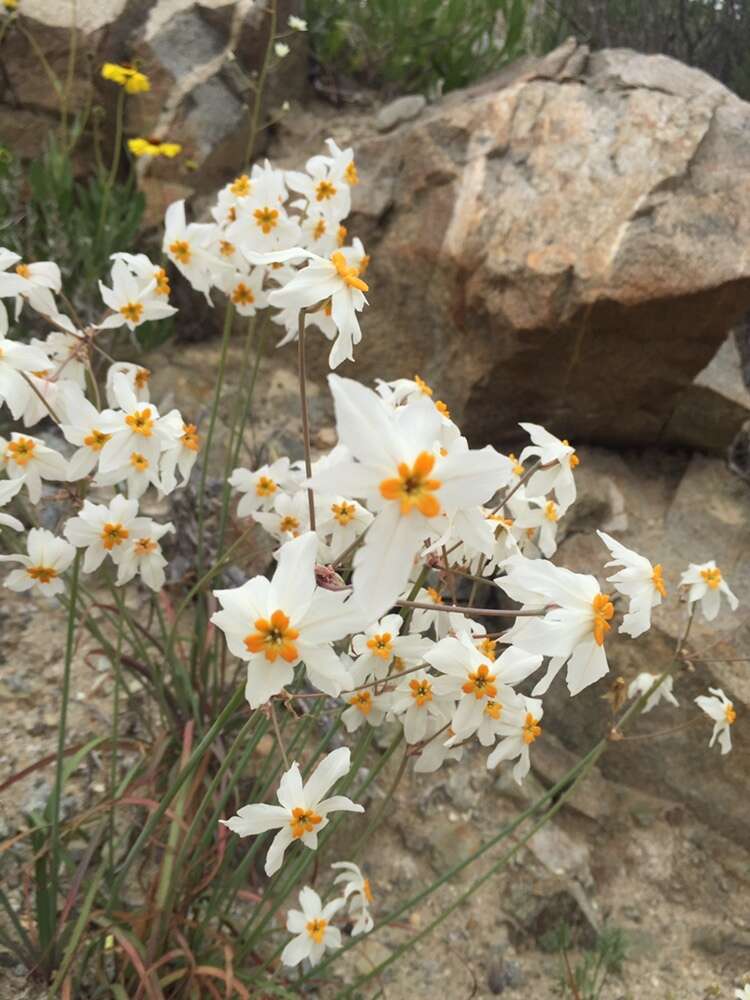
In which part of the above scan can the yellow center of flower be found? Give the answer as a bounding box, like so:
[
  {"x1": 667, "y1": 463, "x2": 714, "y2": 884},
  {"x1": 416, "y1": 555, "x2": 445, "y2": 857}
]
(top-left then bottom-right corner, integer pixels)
[
  {"x1": 120, "y1": 301, "x2": 144, "y2": 324},
  {"x1": 169, "y1": 240, "x2": 191, "y2": 264},
  {"x1": 306, "y1": 917, "x2": 327, "y2": 942},
  {"x1": 409, "y1": 678, "x2": 433, "y2": 706},
  {"x1": 219, "y1": 240, "x2": 235, "y2": 258},
  {"x1": 313, "y1": 218, "x2": 327, "y2": 240},
  {"x1": 700, "y1": 567, "x2": 722, "y2": 590},
  {"x1": 232, "y1": 282, "x2": 255, "y2": 306},
  {"x1": 562, "y1": 440, "x2": 580, "y2": 469},
  {"x1": 345, "y1": 161, "x2": 359, "y2": 185},
  {"x1": 476, "y1": 637, "x2": 497, "y2": 660},
  {"x1": 509, "y1": 453, "x2": 524, "y2": 476},
  {"x1": 101, "y1": 522, "x2": 129, "y2": 550},
  {"x1": 230, "y1": 174, "x2": 251, "y2": 196},
  {"x1": 254, "y1": 206, "x2": 279, "y2": 234},
  {"x1": 349, "y1": 690, "x2": 373, "y2": 715},
  {"x1": 367, "y1": 632, "x2": 393, "y2": 660},
  {"x1": 331, "y1": 500, "x2": 356, "y2": 525},
  {"x1": 290, "y1": 806, "x2": 322, "y2": 839},
  {"x1": 15, "y1": 263, "x2": 30, "y2": 278},
  {"x1": 125, "y1": 408, "x2": 154, "y2": 437},
  {"x1": 279, "y1": 515, "x2": 300, "y2": 535},
  {"x1": 544, "y1": 500, "x2": 558, "y2": 522},
  {"x1": 725, "y1": 703, "x2": 737, "y2": 725},
  {"x1": 414, "y1": 375, "x2": 432, "y2": 396},
  {"x1": 8, "y1": 437, "x2": 36, "y2": 466},
  {"x1": 134, "y1": 537, "x2": 158, "y2": 556},
  {"x1": 134, "y1": 368, "x2": 150, "y2": 390},
  {"x1": 462, "y1": 664, "x2": 497, "y2": 700},
  {"x1": 380, "y1": 452, "x2": 442, "y2": 517},
  {"x1": 130, "y1": 452, "x2": 149, "y2": 471},
  {"x1": 484, "y1": 699, "x2": 502, "y2": 720},
  {"x1": 154, "y1": 268, "x2": 170, "y2": 295},
  {"x1": 255, "y1": 475, "x2": 276, "y2": 497},
  {"x1": 592, "y1": 593, "x2": 614, "y2": 646},
  {"x1": 651, "y1": 564, "x2": 667, "y2": 597},
  {"x1": 315, "y1": 180, "x2": 337, "y2": 201},
  {"x1": 435, "y1": 400, "x2": 450, "y2": 418},
  {"x1": 523, "y1": 713, "x2": 542, "y2": 744},
  {"x1": 244, "y1": 609, "x2": 299, "y2": 662},
  {"x1": 181, "y1": 423, "x2": 200, "y2": 451},
  {"x1": 330, "y1": 251, "x2": 368, "y2": 292},
  {"x1": 84, "y1": 429, "x2": 111, "y2": 451},
  {"x1": 426, "y1": 587, "x2": 443, "y2": 604},
  {"x1": 27, "y1": 565, "x2": 58, "y2": 584}
]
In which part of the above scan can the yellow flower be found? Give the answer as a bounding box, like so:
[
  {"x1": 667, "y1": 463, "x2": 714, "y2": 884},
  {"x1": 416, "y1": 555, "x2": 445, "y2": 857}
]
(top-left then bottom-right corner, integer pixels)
[
  {"x1": 3, "y1": 0, "x2": 19, "y2": 11},
  {"x1": 128, "y1": 137, "x2": 182, "y2": 158},
  {"x1": 101, "y1": 63, "x2": 150, "y2": 94}
]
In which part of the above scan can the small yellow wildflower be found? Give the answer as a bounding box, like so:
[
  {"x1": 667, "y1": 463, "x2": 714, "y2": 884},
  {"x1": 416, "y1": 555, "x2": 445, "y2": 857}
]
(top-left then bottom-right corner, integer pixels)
[
  {"x1": 128, "y1": 138, "x2": 182, "y2": 158},
  {"x1": 3, "y1": 0, "x2": 19, "y2": 11},
  {"x1": 101, "y1": 63, "x2": 151, "y2": 95}
]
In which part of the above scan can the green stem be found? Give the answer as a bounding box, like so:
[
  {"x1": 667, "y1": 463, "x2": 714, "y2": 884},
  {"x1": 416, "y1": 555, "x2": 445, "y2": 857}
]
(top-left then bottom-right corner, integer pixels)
[{"x1": 244, "y1": 0, "x2": 278, "y2": 164}]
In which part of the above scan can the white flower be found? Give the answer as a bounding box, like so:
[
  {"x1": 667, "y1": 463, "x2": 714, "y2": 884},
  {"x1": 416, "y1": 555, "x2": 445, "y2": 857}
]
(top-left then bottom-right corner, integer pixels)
[
  {"x1": 98, "y1": 257, "x2": 177, "y2": 331},
  {"x1": 413, "y1": 716, "x2": 464, "y2": 773},
  {"x1": 425, "y1": 633, "x2": 540, "y2": 740},
  {"x1": 349, "y1": 612, "x2": 432, "y2": 683},
  {"x1": 211, "y1": 532, "x2": 362, "y2": 707},
  {"x1": 498, "y1": 556, "x2": 614, "y2": 697},
  {"x1": 679, "y1": 560, "x2": 738, "y2": 621},
  {"x1": 230, "y1": 457, "x2": 294, "y2": 516},
  {"x1": 220, "y1": 267, "x2": 269, "y2": 317},
  {"x1": 281, "y1": 887, "x2": 343, "y2": 967},
  {"x1": 627, "y1": 672, "x2": 678, "y2": 713},
  {"x1": 695, "y1": 687, "x2": 736, "y2": 755},
  {"x1": 288, "y1": 14, "x2": 307, "y2": 30},
  {"x1": 220, "y1": 746, "x2": 364, "y2": 875},
  {"x1": 246, "y1": 248, "x2": 368, "y2": 369},
  {"x1": 63, "y1": 496, "x2": 142, "y2": 573},
  {"x1": 597, "y1": 531, "x2": 666, "y2": 637},
  {"x1": 163, "y1": 200, "x2": 231, "y2": 302},
  {"x1": 519, "y1": 423, "x2": 579, "y2": 513},
  {"x1": 3, "y1": 433, "x2": 67, "y2": 504},
  {"x1": 0, "y1": 251, "x2": 60, "y2": 324},
  {"x1": 307, "y1": 376, "x2": 512, "y2": 618},
  {"x1": 0, "y1": 477, "x2": 24, "y2": 531},
  {"x1": 115, "y1": 519, "x2": 174, "y2": 591},
  {"x1": 0, "y1": 333, "x2": 53, "y2": 419},
  {"x1": 0, "y1": 527, "x2": 75, "y2": 596},
  {"x1": 331, "y1": 861, "x2": 374, "y2": 935},
  {"x1": 96, "y1": 374, "x2": 178, "y2": 476},
  {"x1": 389, "y1": 669, "x2": 454, "y2": 744},
  {"x1": 735, "y1": 986, "x2": 750, "y2": 999},
  {"x1": 342, "y1": 683, "x2": 391, "y2": 733},
  {"x1": 158, "y1": 415, "x2": 200, "y2": 493},
  {"x1": 252, "y1": 490, "x2": 311, "y2": 545},
  {"x1": 275, "y1": 42, "x2": 290, "y2": 58},
  {"x1": 408, "y1": 585, "x2": 453, "y2": 639},
  {"x1": 315, "y1": 495, "x2": 373, "y2": 561},
  {"x1": 105, "y1": 362, "x2": 151, "y2": 406},
  {"x1": 511, "y1": 497, "x2": 561, "y2": 558},
  {"x1": 33, "y1": 320, "x2": 87, "y2": 389},
  {"x1": 486, "y1": 694, "x2": 543, "y2": 784}
]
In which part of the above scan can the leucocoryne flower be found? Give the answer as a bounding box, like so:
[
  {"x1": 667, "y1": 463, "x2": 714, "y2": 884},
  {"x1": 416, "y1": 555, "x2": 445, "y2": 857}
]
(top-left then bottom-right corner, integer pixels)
[
  {"x1": 0, "y1": 527, "x2": 75, "y2": 596},
  {"x1": 281, "y1": 887, "x2": 343, "y2": 967},
  {"x1": 331, "y1": 861, "x2": 374, "y2": 934},
  {"x1": 598, "y1": 531, "x2": 666, "y2": 637},
  {"x1": 680, "y1": 560, "x2": 738, "y2": 621},
  {"x1": 695, "y1": 687, "x2": 736, "y2": 754},
  {"x1": 220, "y1": 747, "x2": 363, "y2": 875}
]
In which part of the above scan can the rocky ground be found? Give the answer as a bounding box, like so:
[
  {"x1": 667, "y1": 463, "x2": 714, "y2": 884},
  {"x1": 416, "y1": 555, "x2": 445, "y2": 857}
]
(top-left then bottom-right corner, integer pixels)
[{"x1": 2, "y1": 338, "x2": 750, "y2": 998}]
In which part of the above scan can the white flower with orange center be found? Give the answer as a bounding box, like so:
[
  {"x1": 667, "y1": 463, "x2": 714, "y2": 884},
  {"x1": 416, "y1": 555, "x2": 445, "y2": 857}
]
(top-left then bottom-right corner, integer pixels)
[
  {"x1": 97, "y1": 257, "x2": 177, "y2": 331},
  {"x1": 497, "y1": 555, "x2": 614, "y2": 697},
  {"x1": 230, "y1": 457, "x2": 294, "y2": 516},
  {"x1": 0, "y1": 331, "x2": 53, "y2": 419},
  {"x1": 0, "y1": 477, "x2": 23, "y2": 532},
  {"x1": 0, "y1": 249, "x2": 60, "y2": 326},
  {"x1": 331, "y1": 861, "x2": 374, "y2": 936},
  {"x1": 115, "y1": 518, "x2": 174, "y2": 591},
  {"x1": 695, "y1": 687, "x2": 736, "y2": 755},
  {"x1": 63, "y1": 495, "x2": 143, "y2": 573},
  {"x1": 390, "y1": 669, "x2": 455, "y2": 744},
  {"x1": 111, "y1": 252, "x2": 175, "y2": 306},
  {"x1": 598, "y1": 531, "x2": 667, "y2": 637},
  {"x1": 157, "y1": 410, "x2": 201, "y2": 493},
  {"x1": 281, "y1": 886, "x2": 344, "y2": 968},
  {"x1": 510, "y1": 496, "x2": 560, "y2": 558},
  {"x1": 252, "y1": 490, "x2": 312, "y2": 547},
  {"x1": 316, "y1": 494, "x2": 373, "y2": 562},
  {"x1": 246, "y1": 246, "x2": 369, "y2": 369},
  {"x1": 519, "y1": 423, "x2": 579, "y2": 514},
  {"x1": 679, "y1": 560, "x2": 738, "y2": 621},
  {"x1": 212, "y1": 532, "x2": 364, "y2": 707},
  {"x1": 426, "y1": 633, "x2": 541, "y2": 740},
  {"x1": 0, "y1": 527, "x2": 75, "y2": 597},
  {"x1": 220, "y1": 267, "x2": 268, "y2": 317},
  {"x1": 627, "y1": 672, "x2": 678, "y2": 714},
  {"x1": 220, "y1": 746, "x2": 364, "y2": 876},
  {"x1": 486, "y1": 694, "x2": 544, "y2": 784},
  {"x1": 105, "y1": 362, "x2": 151, "y2": 407},
  {"x1": 306, "y1": 376, "x2": 513, "y2": 619},
  {"x1": 349, "y1": 612, "x2": 433, "y2": 684},
  {"x1": 286, "y1": 155, "x2": 352, "y2": 226},
  {"x1": 342, "y1": 683, "x2": 391, "y2": 734},
  {"x1": 3, "y1": 432, "x2": 67, "y2": 504},
  {"x1": 163, "y1": 200, "x2": 233, "y2": 301},
  {"x1": 96, "y1": 374, "x2": 178, "y2": 478},
  {"x1": 413, "y1": 715, "x2": 465, "y2": 773}
]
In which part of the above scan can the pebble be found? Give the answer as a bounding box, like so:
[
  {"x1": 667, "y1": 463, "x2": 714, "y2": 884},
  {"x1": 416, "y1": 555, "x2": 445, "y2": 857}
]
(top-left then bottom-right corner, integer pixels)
[
  {"x1": 375, "y1": 94, "x2": 427, "y2": 133},
  {"x1": 487, "y1": 960, "x2": 524, "y2": 994}
]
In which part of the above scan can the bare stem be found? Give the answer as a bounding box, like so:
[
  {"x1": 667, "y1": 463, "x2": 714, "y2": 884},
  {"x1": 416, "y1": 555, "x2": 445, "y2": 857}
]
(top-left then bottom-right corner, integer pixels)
[
  {"x1": 269, "y1": 702, "x2": 290, "y2": 770},
  {"x1": 297, "y1": 309, "x2": 316, "y2": 532},
  {"x1": 396, "y1": 598, "x2": 544, "y2": 618}
]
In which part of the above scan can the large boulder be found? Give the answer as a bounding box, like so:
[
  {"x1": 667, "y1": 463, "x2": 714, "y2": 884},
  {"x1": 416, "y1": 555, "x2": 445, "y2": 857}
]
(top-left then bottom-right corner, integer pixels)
[
  {"x1": 1, "y1": 0, "x2": 305, "y2": 193},
  {"x1": 340, "y1": 41, "x2": 750, "y2": 449}
]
